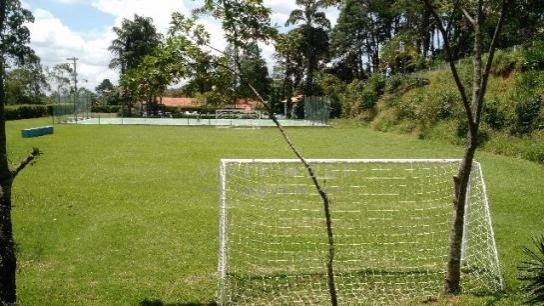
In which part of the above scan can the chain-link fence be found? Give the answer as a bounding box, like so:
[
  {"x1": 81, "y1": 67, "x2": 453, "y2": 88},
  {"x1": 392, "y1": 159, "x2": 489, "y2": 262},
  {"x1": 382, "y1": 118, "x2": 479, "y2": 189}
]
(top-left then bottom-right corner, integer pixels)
[{"x1": 52, "y1": 91, "x2": 92, "y2": 124}]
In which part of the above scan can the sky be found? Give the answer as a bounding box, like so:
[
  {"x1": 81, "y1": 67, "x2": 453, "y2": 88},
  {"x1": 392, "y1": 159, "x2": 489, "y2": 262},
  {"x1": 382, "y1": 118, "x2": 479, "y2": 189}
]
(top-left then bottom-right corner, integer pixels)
[{"x1": 22, "y1": 0, "x2": 339, "y2": 91}]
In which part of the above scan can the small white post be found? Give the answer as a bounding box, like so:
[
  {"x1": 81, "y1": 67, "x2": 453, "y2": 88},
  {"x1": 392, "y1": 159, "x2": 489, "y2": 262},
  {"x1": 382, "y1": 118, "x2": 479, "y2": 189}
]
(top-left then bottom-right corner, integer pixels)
[
  {"x1": 477, "y1": 162, "x2": 505, "y2": 290},
  {"x1": 461, "y1": 170, "x2": 472, "y2": 264},
  {"x1": 218, "y1": 160, "x2": 228, "y2": 305}
]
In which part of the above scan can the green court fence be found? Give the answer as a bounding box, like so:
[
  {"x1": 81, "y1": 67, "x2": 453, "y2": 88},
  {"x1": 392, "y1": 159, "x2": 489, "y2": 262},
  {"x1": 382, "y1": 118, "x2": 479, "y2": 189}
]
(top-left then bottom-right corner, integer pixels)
[
  {"x1": 304, "y1": 96, "x2": 331, "y2": 125},
  {"x1": 52, "y1": 91, "x2": 92, "y2": 124}
]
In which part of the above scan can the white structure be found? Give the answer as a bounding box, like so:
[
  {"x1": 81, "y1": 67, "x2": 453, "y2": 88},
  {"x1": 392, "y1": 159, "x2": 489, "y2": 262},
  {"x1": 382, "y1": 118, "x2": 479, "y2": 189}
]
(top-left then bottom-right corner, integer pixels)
[{"x1": 218, "y1": 159, "x2": 503, "y2": 305}]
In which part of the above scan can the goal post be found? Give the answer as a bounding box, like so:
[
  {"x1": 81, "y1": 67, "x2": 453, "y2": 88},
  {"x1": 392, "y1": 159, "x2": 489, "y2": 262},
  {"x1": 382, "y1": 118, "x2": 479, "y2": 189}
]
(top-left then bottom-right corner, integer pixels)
[{"x1": 218, "y1": 159, "x2": 503, "y2": 305}]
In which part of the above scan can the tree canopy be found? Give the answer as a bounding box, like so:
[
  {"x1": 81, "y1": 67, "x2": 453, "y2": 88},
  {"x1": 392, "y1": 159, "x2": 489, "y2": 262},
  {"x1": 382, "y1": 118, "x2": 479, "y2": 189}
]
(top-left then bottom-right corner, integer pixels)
[{"x1": 108, "y1": 14, "x2": 162, "y2": 73}]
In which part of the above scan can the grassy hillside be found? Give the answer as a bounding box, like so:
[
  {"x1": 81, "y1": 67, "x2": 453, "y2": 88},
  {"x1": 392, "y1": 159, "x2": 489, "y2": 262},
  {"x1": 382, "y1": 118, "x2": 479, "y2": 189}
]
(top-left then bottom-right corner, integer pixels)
[
  {"x1": 328, "y1": 42, "x2": 544, "y2": 165},
  {"x1": 5, "y1": 118, "x2": 544, "y2": 305},
  {"x1": 372, "y1": 49, "x2": 544, "y2": 163}
]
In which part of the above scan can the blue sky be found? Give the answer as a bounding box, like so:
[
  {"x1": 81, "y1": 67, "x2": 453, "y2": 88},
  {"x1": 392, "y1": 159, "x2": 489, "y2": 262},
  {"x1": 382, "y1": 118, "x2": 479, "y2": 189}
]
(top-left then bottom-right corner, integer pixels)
[{"x1": 22, "y1": 0, "x2": 338, "y2": 90}]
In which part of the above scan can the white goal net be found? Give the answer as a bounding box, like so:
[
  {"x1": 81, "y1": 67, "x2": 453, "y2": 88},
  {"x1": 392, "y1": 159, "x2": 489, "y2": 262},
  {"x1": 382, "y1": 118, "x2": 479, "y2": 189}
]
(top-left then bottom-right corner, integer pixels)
[
  {"x1": 218, "y1": 159, "x2": 503, "y2": 305},
  {"x1": 215, "y1": 109, "x2": 262, "y2": 120}
]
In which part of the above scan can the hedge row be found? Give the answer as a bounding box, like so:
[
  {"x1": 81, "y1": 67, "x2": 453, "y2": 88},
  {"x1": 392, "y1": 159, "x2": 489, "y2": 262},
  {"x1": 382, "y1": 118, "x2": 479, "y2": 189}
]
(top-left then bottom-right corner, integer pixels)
[
  {"x1": 5, "y1": 104, "x2": 51, "y2": 120},
  {"x1": 92, "y1": 105, "x2": 121, "y2": 113}
]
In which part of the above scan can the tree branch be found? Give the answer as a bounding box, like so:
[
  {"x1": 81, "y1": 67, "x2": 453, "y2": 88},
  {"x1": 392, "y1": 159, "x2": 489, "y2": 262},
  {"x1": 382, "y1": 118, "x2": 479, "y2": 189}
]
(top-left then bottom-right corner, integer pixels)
[
  {"x1": 205, "y1": 39, "x2": 339, "y2": 306},
  {"x1": 477, "y1": 0, "x2": 509, "y2": 124},
  {"x1": 423, "y1": 0, "x2": 476, "y2": 131},
  {"x1": 11, "y1": 147, "x2": 41, "y2": 178},
  {"x1": 459, "y1": 6, "x2": 476, "y2": 26}
]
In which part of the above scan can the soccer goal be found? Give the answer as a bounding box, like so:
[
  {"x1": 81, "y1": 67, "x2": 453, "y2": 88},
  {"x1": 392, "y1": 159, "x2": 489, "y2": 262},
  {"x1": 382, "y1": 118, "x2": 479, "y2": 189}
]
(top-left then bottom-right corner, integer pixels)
[
  {"x1": 215, "y1": 109, "x2": 262, "y2": 120},
  {"x1": 218, "y1": 159, "x2": 503, "y2": 305}
]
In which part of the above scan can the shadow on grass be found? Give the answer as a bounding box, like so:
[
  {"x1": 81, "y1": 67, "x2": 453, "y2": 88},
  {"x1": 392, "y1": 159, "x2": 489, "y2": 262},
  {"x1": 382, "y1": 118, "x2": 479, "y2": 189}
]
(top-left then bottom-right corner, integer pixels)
[{"x1": 139, "y1": 299, "x2": 217, "y2": 306}]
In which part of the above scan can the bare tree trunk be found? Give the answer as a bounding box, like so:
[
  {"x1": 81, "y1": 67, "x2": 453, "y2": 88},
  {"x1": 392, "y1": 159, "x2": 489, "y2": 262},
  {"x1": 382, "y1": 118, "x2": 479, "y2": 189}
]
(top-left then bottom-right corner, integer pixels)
[
  {"x1": 445, "y1": 3, "x2": 484, "y2": 292},
  {"x1": 421, "y1": 8, "x2": 432, "y2": 59},
  {"x1": 0, "y1": 56, "x2": 17, "y2": 304},
  {"x1": 422, "y1": 0, "x2": 508, "y2": 294},
  {"x1": 445, "y1": 136, "x2": 477, "y2": 293},
  {"x1": 0, "y1": 180, "x2": 16, "y2": 304}
]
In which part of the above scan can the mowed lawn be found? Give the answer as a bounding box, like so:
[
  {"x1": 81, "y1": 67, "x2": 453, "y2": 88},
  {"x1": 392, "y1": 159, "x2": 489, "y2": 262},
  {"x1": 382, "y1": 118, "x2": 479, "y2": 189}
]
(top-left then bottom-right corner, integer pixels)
[{"x1": 6, "y1": 118, "x2": 544, "y2": 305}]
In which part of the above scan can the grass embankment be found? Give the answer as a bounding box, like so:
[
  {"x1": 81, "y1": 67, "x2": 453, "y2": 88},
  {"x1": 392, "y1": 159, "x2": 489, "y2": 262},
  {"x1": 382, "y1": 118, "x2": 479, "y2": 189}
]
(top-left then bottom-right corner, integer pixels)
[
  {"x1": 6, "y1": 118, "x2": 544, "y2": 305},
  {"x1": 366, "y1": 46, "x2": 544, "y2": 164}
]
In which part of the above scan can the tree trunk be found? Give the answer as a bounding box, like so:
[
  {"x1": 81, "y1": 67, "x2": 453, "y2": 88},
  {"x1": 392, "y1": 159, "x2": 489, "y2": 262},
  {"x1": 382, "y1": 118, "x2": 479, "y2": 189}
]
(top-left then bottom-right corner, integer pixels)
[
  {"x1": 0, "y1": 180, "x2": 16, "y2": 304},
  {"x1": 445, "y1": 136, "x2": 477, "y2": 293},
  {"x1": 445, "y1": 3, "x2": 484, "y2": 293},
  {"x1": 421, "y1": 8, "x2": 431, "y2": 59},
  {"x1": 0, "y1": 56, "x2": 17, "y2": 304}
]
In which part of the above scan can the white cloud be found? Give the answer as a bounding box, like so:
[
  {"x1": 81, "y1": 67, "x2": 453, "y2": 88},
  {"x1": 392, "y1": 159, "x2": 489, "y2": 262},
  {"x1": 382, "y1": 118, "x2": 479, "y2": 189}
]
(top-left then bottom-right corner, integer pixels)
[
  {"x1": 27, "y1": 8, "x2": 116, "y2": 90},
  {"x1": 92, "y1": 0, "x2": 189, "y2": 32}
]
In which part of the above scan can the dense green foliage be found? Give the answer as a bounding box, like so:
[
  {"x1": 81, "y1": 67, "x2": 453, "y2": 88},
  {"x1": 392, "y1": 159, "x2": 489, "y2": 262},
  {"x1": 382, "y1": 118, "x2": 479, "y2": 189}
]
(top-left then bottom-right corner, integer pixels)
[
  {"x1": 5, "y1": 105, "x2": 50, "y2": 120},
  {"x1": 91, "y1": 105, "x2": 121, "y2": 114},
  {"x1": 5, "y1": 59, "x2": 49, "y2": 105},
  {"x1": 108, "y1": 15, "x2": 162, "y2": 73}
]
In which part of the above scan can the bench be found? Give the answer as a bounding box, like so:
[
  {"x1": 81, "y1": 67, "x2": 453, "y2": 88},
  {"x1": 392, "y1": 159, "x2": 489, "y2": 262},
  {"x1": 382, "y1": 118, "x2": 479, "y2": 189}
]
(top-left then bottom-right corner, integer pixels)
[{"x1": 21, "y1": 126, "x2": 54, "y2": 138}]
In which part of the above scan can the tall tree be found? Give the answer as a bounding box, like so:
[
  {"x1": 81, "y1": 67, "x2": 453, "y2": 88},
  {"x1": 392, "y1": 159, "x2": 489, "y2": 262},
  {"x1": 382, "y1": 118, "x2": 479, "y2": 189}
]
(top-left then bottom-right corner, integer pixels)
[
  {"x1": 286, "y1": 0, "x2": 331, "y2": 96},
  {"x1": 331, "y1": 0, "x2": 375, "y2": 81},
  {"x1": 421, "y1": 0, "x2": 509, "y2": 294},
  {"x1": 237, "y1": 43, "x2": 272, "y2": 100},
  {"x1": 94, "y1": 78, "x2": 116, "y2": 106},
  {"x1": 274, "y1": 30, "x2": 305, "y2": 115},
  {"x1": 109, "y1": 15, "x2": 162, "y2": 73},
  {"x1": 0, "y1": 0, "x2": 40, "y2": 303},
  {"x1": 95, "y1": 78, "x2": 114, "y2": 96},
  {"x1": 109, "y1": 15, "x2": 162, "y2": 116},
  {"x1": 47, "y1": 63, "x2": 72, "y2": 99}
]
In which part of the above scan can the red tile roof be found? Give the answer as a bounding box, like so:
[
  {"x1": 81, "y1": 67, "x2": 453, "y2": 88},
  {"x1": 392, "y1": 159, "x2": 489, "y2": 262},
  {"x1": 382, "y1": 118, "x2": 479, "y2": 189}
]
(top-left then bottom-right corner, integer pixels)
[
  {"x1": 159, "y1": 97, "x2": 259, "y2": 110},
  {"x1": 160, "y1": 97, "x2": 197, "y2": 107}
]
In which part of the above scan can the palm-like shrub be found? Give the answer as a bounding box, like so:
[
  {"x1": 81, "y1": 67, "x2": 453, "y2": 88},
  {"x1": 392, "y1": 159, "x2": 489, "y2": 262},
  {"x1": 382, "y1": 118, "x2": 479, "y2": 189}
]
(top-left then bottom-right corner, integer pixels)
[{"x1": 519, "y1": 236, "x2": 544, "y2": 305}]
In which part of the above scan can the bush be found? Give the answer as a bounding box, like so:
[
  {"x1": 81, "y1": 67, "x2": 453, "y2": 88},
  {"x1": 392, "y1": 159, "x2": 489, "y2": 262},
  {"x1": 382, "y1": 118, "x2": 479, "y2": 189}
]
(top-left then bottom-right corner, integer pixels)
[
  {"x1": 423, "y1": 120, "x2": 465, "y2": 145},
  {"x1": 92, "y1": 105, "x2": 121, "y2": 113},
  {"x1": 385, "y1": 75, "x2": 429, "y2": 94},
  {"x1": 491, "y1": 49, "x2": 523, "y2": 76},
  {"x1": 5, "y1": 104, "x2": 50, "y2": 120},
  {"x1": 339, "y1": 80, "x2": 366, "y2": 118},
  {"x1": 522, "y1": 43, "x2": 544, "y2": 71},
  {"x1": 519, "y1": 236, "x2": 544, "y2": 305},
  {"x1": 521, "y1": 141, "x2": 544, "y2": 164},
  {"x1": 483, "y1": 97, "x2": 508, "y2": 130},
  {"x1": 509, "y1": 72, "x2": 544, "y2": 134},
  {"x1": 484, "y1": 132, "x2": 544, "y2": 164},
  {"x1": 514, "y1": 94, "x2": 543, "y2": 134}
]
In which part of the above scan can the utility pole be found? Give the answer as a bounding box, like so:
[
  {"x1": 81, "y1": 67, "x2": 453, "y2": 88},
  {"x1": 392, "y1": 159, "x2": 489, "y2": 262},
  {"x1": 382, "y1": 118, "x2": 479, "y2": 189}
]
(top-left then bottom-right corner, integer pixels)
[{"x1": 66, "y1": 57, "x2": 79, "y2": 122}]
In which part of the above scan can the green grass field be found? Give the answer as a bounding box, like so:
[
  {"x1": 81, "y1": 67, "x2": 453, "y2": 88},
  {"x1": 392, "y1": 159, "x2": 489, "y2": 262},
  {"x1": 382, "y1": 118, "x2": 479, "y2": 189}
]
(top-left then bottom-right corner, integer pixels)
[{"x1": 7, "y1": 118, "x2": 544, "y2": 305}]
